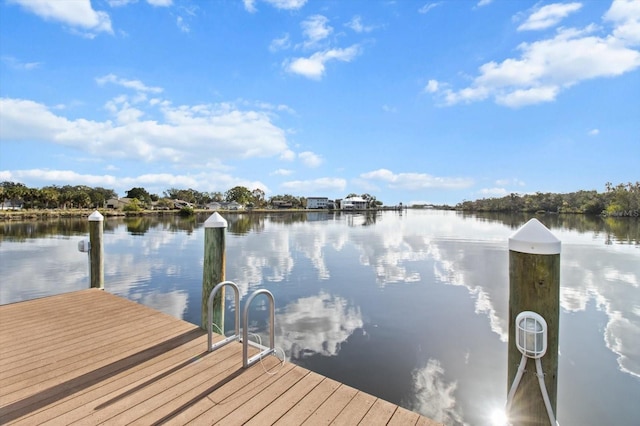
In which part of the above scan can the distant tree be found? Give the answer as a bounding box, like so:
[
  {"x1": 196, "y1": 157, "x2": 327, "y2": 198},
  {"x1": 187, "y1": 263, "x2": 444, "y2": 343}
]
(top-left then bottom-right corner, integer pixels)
[
  {"x1": 22, "y1": 187, "x2": 39, "y2": 209},
  {"x1": 58, "y1": 186, "x2": 74, "y2": 209},
  {"x1": 225, "y1": 186, "x2": 252, "y2": 205},
  {"x1": 0, "y1": 181, "x2": 27, "y2": 208},
  {"x1": 164, "y1": 188, "x2": 197, "y2": 204},
  {"x1": 89, "y1": 187, "x2": 117, "y2": 208},
  {"x1": 269, "y1": 194, "x2": 304, "y2": 208},
  {"x1": 252, "y1": 188, "x2": 266, "y2": 207},
  {"x1": 361, "y1": 193, "x2": 378, "y2": 208},
  {"x1": 39, "y1": 186, "x2": 60, "y2": 209},
  {"x1": 123, "y1": 198, "x2": 143, "y2": 212},
  {"x1": 126, "y1": 187, "x2": 152, "y2": 205},
  {"x1": 72, "y1": 190, "x2": 91, "y2": 208},
  {"x1": 156, "y1": 198, "x2": 174, "y2": 209},
  {"x1": 212, "y1": 191, "x2": 224, "y2": 202}
]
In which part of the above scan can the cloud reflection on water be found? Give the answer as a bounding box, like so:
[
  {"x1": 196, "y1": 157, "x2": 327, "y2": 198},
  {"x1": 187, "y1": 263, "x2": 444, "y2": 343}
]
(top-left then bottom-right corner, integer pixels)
[
  {"x1": 403, "y1": 358, "x2": 467, "y2": 426},
  {"x1": 275, "y1": 291, "x2": 363, "y2": 360},
  {"x1": 561, "y1": 248, "x2": 640, "y2": 379}
]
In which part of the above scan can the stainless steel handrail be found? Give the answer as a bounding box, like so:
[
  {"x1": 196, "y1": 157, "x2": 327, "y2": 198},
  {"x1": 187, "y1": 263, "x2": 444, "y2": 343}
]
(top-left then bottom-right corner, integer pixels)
[
  {"x1": 207, "y1": 280, "x2": 240, "y2": 352},
  {"x1": 242, "y1": 289, "x2": 276, "y2": 368}
]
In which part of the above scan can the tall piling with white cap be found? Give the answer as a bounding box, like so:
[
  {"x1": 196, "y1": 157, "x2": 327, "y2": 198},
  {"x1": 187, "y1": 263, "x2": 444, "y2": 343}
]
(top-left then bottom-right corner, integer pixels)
[
  {"x1": 202, "y1": 212, "x2": 227, "y2": 330},
  {"x1": 507, "y1": 218, "x2": 561, "y2": 425},
  {"x1": 88, "y1": 211, "x2": 104, "y2": 290}
]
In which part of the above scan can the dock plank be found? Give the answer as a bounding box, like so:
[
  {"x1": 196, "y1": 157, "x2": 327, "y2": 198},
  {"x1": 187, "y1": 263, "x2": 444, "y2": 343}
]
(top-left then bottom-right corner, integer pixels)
[{"x1": 0, "y1": 290, "x2": 441, "y2": 425}]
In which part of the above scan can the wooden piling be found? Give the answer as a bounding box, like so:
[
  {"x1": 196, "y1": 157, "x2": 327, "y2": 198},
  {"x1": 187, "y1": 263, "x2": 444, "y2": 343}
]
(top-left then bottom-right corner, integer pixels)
[
  {"x1": 88, "y1": 211, "x2": 104, "y2": 290},
  {"x1": 507, "y1": 218, "x2": 560, "y2": 425},
  {"x1": 202, "y1": 212, "x2": 227, "y2": 330}
]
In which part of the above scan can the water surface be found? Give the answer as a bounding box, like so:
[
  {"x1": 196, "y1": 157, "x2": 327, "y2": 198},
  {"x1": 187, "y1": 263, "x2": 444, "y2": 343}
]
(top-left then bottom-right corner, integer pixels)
[{"x1": 1, "y1": 210, "x2": 638, "y2": 425}]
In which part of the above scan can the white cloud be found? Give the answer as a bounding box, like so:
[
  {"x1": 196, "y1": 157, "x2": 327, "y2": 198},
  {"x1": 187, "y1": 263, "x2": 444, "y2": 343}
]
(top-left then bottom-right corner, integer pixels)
[
  {"x1": 264, "y1": 0, "x2": 307, "y2": 10},
  {"x1": 0, "y1": 96, "x2": 289, "y2": 166},
  {"x1": 361, "y1": 168, "x2": 474, "y2": 190},
  {"x1": 436, "y1": 11, "x2": 640, "y2": 108},
  {"x1": 1, "y1": 56, "x2": 41, "y2": 70},
  {"x1": 588, "y1": 128, "x2": 600, "y2": 136},
  {"x1": 496, "y1": 86, "x2": 559, "y2": 107},
  {"x1": 243, "y1": 0, "x2": 307, "y2": 12},
  {"x1": 425, "y1": 79, "x2": 440, "y2": 93},
  {"x1": 146, "y1": 0, "x2": 172, "y2": 6},
  {"x1": 271, "y1": 168, "x2": 293, "y2": 176},
  {"x1": 495, "y1": 178, "x2": 525, "y2": 187},
  {"x1": 605, "y1": 0, "x2": 640, "y2": 46},
  {"x1": 269, "y1": 33, "x2": 291, "y2": 52},
  {"x1": 301, "y1": 15, "x2": 332, "y2": 49},
  {"x1": 176, "y1": 16, "x2": 189, "y2": 32},
  {"x1": 8, "y1": 0, "x2": 113, "y2": 35},
  {"x1": 243, "y1": 0, "x2": 257, "y2": 13},
  {"x1": 280, "y1": 149, "x2": 296, "y2": 161},
  {"x1": 96, "y1": 74, "x2": 164, "y2": 93},
  {"x1": 346, "y1": 16, "x2": 374, "y2": 33},
  {"x1": 298, "y1": 151, "x2": 323, "y2": 168},
  {"x1": 418, "y1": 3, "x2": 441, "y2": 15},
  {"x1": 479, "y1": 187, "x2": 509, "y2": 197},
  {"x1": 477, "y1": 0, "x2": 493, "y2": 6},
  {"x1": 107, "y1": 0, "x2": 136, "y2": 6},
  {"x1": 518, "y1": 2, "x2": 583, "y2": 31},
  {"x1": 281, "y1": 177, "x2": 346, "y2": 193},
  {"x1": 285, "y1": 45, "x2": 360, "y2": 80}
]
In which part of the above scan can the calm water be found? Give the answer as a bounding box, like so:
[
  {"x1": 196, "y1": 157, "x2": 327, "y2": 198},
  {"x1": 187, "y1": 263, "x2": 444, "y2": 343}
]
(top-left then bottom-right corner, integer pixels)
[{"x1": 1, "y1": 210, "x2": 638, "y2": 425}]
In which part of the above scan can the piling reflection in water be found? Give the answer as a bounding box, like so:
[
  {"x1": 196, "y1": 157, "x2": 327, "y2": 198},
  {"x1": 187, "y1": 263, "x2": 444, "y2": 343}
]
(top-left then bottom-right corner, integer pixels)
[{"x1": 1, "y1": 210, "x2": 638, "y2": 425}]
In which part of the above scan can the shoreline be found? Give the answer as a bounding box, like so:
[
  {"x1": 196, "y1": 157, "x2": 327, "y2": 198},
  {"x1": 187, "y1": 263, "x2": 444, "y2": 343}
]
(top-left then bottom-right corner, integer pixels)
[
  {"x1": 1, "y1": 207, "x2": 631, "y2": 222},
  {"x1": 0, "y1": 207, "x2": 404, "y2": 221}
]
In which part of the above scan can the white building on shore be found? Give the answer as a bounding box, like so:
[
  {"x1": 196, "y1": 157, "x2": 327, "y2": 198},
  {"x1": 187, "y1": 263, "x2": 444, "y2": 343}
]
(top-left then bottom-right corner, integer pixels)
[
  {"x1": 307, "y1": 197, "x2": 329, "y2": 209},
  {"x1": 339, "y1": 196, "x2": 368, "y2": 210}
]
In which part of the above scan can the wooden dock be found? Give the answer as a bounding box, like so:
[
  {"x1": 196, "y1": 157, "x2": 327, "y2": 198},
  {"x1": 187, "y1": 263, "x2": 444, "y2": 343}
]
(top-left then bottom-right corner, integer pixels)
[{"x1": 0, "y1": 290, "x2": 440, "y2": 425}]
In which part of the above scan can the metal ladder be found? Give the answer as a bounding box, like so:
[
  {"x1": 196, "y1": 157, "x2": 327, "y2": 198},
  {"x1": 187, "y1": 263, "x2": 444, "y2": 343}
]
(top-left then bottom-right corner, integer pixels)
[
  {"x1": 242, "y1": 289, "x2": 276, "y2": 368},
  {"x1": 207, "y1": 281, "x2": 240, "y2": 352},
  {"x1": 206, "y1": 281, "x2": 276, "y2": 369}
]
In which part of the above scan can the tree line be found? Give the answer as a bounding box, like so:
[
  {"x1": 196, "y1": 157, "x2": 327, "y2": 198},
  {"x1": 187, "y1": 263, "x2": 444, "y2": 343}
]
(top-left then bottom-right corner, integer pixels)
[
  {"x1": 456, "y1": 182, "x2": 640, "y2": 216},
  {"x1": 0, "y1": 181, "x2": 382, "y2": 210}
]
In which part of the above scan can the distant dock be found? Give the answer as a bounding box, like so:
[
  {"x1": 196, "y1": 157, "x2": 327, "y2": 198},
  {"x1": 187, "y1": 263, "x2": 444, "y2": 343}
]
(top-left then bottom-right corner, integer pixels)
[{"x1": 0, "y1": 289, "x2": 440, "y2": 425}]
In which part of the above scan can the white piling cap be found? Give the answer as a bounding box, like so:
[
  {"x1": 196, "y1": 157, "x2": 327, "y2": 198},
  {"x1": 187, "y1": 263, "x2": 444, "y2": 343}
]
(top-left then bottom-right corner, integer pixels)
[
  {"x1": 88, "y1": 211, "x2": 104, "y2": 221},
  {"x1": 205, "y1": 212, "x2": 227, "y2": 228},
  {"x1": 509, "y1": 218, "x2": 560, "y2": 255}
]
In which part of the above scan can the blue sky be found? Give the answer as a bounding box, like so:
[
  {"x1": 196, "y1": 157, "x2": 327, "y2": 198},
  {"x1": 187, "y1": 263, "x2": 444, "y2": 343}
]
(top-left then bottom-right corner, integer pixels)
[{"x1": 1, "y1": 0, "x2": 638, "y2": 206}]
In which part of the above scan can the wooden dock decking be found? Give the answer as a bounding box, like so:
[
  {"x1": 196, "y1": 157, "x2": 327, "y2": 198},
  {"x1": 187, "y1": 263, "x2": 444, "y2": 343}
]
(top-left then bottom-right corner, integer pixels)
[{"x1": 0, "y1": 290, "x2": 440, "y2": 425}]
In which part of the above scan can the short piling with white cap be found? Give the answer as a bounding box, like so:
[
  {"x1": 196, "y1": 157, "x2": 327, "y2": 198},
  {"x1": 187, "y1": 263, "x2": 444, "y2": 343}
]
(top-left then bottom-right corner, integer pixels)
[
  {"x1": 88, "y1": 211, "x2": 104, "y2": 290},
  {"x1": 202, "y1": 212, "x2": 227, "y2": 330}
]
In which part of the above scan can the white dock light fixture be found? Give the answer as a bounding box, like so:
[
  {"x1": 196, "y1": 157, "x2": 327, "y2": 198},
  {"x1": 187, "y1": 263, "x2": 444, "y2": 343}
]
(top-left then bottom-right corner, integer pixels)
[
  {"x1": 507, "y1": 310, "x2": 557, "y2": 425},
  {"x1": 516, "y1": 311, "x2": 547, "y2": 359}
]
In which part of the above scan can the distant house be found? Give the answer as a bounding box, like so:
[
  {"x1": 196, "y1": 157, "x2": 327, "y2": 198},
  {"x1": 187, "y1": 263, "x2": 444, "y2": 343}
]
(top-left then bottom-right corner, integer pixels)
[
  {"x1": 272, "y1": 200, "x2": 293, "y2": 209},
  {"x1": 339, "y1": 196, "x2": 368, "y2": 210},
  {"x1": 106, "y1": 198, "x2": 132, "y2": 209},
  {"x1": 173, "y1": 200, "x2": 193, "y2": 209},
  {"x1": 0, "y1": 200, "x2": 23, "y2": 210},
  {"x1": 307, "y1": 197, "x2": 329, "y2": 209},
  {"x1": 205, "y1": 201, "x2": 243, "y2": 211}
]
